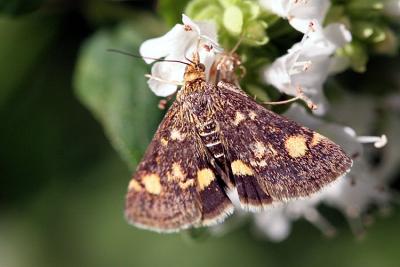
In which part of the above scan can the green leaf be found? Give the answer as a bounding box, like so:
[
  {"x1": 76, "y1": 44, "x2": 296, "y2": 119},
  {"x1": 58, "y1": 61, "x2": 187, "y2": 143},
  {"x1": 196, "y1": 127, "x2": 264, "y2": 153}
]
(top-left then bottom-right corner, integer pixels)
[{"x1": 74, "y1": 21, "x2": 164, "y2": 169}]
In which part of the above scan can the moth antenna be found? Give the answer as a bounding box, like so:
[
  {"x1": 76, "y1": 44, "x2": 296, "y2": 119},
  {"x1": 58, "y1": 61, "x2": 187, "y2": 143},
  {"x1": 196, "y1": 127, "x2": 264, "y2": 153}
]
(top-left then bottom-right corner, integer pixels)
[
  {"x1": 107, "y1": 49, "x2": 191, "y2": 66},
  {"x1": 184, "y1": 54, "x2": 195, "y2": 64}
]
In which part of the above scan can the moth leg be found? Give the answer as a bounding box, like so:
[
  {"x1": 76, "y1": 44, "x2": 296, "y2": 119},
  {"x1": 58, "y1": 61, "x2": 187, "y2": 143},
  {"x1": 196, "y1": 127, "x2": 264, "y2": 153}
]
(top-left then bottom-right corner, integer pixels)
[
  {"x1": 262, "y1": 85, "x2": 317, "y2": 110},
  {"x1": 158, "y1": 94, "x2": 177, "y2": 110}
]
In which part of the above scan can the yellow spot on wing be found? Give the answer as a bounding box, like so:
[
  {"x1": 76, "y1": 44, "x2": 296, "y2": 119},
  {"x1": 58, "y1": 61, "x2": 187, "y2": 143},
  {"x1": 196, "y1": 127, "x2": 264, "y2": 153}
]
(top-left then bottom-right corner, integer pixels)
[
  {"x1": 310, "y1": 132, "x2": 324, "y2": 147},
  {"x1": 250, "y1": 160, "x2": 267, "y2": 167},
  {"x1": 161, "y1": 137, "x2": 168, "y2": 146},
  {"x1": 197, "y1": 168, "x2": 215, "y2": 190},
  {"x1": 249, "y1": 111, "x2": 257, "y2": 120},
  {"x1": 285, "y1": 135, "x2": 308, "y2": 158},
  {"x1": 179, "y1": 179, "x2": 195, "y2": 190},
  {"x1": 142, "y1": 174, "x2": 162, "y2": 195},
  {"x1": 233, "y1": 111, "x2": 246, "y2": 126},
  {"x1": 253, "y1": 141, "x2": 266, "y2": 158},
  {"x1": 169, "y1": 163, "x2": 186, "y2": 182},
  {"x1": 258, "y1": 160, "x2": 267, "y2": 167},
  {"x1": 128, "y1": 179, "x2": 142, "y2": 191},
  {"x1": 231, "y1": 160, "x2": 254, "y2": 176},
  {"x1": 170, "y1": 128, "x2": 184, "y2": 141}
]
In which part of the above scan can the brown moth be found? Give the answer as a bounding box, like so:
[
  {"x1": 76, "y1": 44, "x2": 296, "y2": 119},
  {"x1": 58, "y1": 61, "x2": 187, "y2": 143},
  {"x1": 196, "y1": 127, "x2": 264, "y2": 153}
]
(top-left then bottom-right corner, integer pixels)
[{"x1": 124, "y1": 52, "x2": 352, "y2": 232}]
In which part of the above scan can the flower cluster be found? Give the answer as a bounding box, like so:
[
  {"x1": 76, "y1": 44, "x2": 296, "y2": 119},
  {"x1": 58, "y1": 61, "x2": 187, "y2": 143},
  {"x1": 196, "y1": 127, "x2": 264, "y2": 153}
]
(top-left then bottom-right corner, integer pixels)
[
  {"x1": 140, "y1": 14, "x2": 220, "y2": 96},
  {"x1": 260, "y1": 0, "x2": 331, "y2": 33},
  {"x1": 262, "y1": 21, "x2": 352, "y2": 114},
  {"x1": 139, "y1": 0, "x2": 397, "y2": 241}
]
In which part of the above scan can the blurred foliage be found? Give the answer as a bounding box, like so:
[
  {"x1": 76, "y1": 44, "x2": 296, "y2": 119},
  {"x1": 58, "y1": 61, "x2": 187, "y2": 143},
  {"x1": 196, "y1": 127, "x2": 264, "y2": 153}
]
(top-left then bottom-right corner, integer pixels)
[
  {"x1": 158, "y1": 0, "x2": 189, "y2": 26},
  {"x1": 0, "y1": 12, "x2": 59, "y2": 105},
  {"x1": 0, "y1": 0, "x2": 43, "y2": 16},
  {"x1": 0, "y1": 0, "x2": 400, "y2": 267},
  {"x1": 74, "y1": 19, "x2": 163, "y2": 169}
]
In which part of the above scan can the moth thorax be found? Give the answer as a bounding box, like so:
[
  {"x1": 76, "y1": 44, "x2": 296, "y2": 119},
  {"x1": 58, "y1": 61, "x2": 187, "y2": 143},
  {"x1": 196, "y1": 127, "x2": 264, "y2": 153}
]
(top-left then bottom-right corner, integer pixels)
[
  {"x1": 184, "y1": 66, "x2": 206, "y2": 83},
  {"x1": 197, "y1": 120, "x2": 225, "y2": 160}
]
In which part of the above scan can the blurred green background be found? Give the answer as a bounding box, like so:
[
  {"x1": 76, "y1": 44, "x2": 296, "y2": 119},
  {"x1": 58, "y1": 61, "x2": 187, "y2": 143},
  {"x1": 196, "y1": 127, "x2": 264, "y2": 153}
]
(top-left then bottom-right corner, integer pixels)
[{"x1": 1, "y1": 1, "x2": 400, "y2": 267}]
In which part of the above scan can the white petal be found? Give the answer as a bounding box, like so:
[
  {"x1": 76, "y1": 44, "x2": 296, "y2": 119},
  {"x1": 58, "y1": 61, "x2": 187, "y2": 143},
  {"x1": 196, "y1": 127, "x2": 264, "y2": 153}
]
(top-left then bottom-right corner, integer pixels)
[
  {"x1": 261, "y1": 0, "x2": 331, "y2": 33},
  {"x1": 383, "y1": 0, "x2": 400, "y2": 17},
  {"x1": 201, "y1": 51, "x2": 217, "y2": 80},
  {"x1": 303, "y1": 87, "x2": 328, "y2": 116},
  {"x1": 254, "y1": 205, "x2": 292, "y2": 241},
  {"x1": 196, "y1": 21, "x2": 220, "y2": 47},
  {"x1": 329, "y1": 55, "x2": 351, "y2": 74},
  {"x1": 291, "y1": 54, "x2": 330, "y2": 87},
  {"x1": 263, "y1": 50, "x2": 300, "y2": 94},
  {"x1": 288, "y1": 0, "x2": 330, "y2": 33},
  {"x1": 323, "y1": 23, "x2": 352, "y2": 48},
  {"x1": 300, "y1": 23, "x2": 336, "y2": 56},
  {"x1": 182, "y1": 14, "x2": 201, "y2": 34},
  {"x1": 139, "y1": 24, "x2": 189, "y2": 63},
  {"x1": 147, "y1": 79, "x2": 179, "y2": 97},
  {"x1": 259, "y1": 0, "x2": 288, "y2": 17},
  {"x1": 147, "y1": 61, "x2": 185, "y2": 97}
]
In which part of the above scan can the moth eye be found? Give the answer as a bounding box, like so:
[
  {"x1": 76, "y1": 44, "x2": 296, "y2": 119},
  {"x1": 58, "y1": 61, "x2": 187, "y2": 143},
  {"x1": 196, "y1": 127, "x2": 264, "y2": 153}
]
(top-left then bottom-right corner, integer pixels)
[{"x1": 198, "y1": 63, "x2": 206, "y2": 71}]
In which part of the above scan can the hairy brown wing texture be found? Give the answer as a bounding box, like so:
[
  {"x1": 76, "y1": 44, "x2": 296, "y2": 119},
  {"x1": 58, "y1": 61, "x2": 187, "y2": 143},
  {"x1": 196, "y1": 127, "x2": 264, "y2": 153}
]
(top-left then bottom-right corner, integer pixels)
[
  {"x1": 125, "y1": 101, "x2": 233, "y2": 232},
  {"x1": 215, "y1": 82, "x2": 353, "y2": 210}
]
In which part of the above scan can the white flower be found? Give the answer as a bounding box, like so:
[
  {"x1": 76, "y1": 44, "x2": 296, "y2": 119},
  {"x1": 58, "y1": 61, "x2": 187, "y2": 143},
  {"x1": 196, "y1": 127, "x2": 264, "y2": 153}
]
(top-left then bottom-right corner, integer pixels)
[
  {"x1": 262, "y1": 22, "x2": 352, "y2": 115},
  {"x1": 252, "y1": 104, "x2": 389, "y2": 241},
  {"x1": 254, "y1": 197, "x2": 326, "y2": 242},
  {"x1": 259, "y1": 0, "x2": 331, "y2": 33},
  {"x1": 139, "y1": 14, "x2": 220, "y2": 97}
]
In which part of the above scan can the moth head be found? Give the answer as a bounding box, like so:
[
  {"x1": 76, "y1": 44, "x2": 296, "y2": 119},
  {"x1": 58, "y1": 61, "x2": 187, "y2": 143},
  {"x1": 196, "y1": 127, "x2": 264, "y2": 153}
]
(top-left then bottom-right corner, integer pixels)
[{"x1": 183, "y1": 52, "x2": 206, "y2": 83}]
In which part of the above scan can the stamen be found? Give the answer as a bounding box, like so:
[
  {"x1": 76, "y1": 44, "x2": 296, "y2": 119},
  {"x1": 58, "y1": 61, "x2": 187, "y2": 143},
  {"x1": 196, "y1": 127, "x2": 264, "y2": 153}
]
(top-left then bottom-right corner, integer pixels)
[
  {"x1": 303, "y1": 208, "x2": 337, "y2": 237},
  {"x1": 184, "y1": 24, "x2": 192, "y2": 31},
  {"x1": 357, "y1": 135, "x2": 388, "y2": 148},
  {"x1": 289, "y1": 60, "x2": 312, "y2": 75},
  {"x1": 263, "y1": 96, "x2": 302, "y2": 105}
]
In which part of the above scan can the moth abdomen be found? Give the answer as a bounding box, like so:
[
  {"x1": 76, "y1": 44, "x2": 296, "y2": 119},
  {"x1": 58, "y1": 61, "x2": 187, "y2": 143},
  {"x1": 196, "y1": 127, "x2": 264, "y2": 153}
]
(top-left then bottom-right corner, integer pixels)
[{"x1": 197, "y1": 120, "x2": 225, "y2": 159}]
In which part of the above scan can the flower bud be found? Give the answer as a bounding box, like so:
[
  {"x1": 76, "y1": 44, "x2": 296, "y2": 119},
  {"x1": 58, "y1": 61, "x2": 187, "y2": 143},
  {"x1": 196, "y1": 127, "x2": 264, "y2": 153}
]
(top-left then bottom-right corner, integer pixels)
[
  {"x1": 352, "y1": 21, "x2": 387, "y2": 43},
  {"x1": 339, "y1": 41, "x2": 369, "y2": 73}
]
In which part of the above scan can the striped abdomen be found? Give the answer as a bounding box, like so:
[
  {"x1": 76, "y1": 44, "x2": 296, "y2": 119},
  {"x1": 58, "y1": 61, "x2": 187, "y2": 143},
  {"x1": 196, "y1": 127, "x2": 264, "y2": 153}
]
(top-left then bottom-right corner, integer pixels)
[{"x1": 197, "y1": 120, "x2": 225, "y2": 160}]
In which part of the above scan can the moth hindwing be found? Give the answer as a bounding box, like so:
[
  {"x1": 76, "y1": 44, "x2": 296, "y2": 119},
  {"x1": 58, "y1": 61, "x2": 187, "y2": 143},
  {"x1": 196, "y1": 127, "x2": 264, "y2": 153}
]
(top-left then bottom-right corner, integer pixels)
[{"x1": 125, "y1": 53, "x2": 352, "y2": 232}]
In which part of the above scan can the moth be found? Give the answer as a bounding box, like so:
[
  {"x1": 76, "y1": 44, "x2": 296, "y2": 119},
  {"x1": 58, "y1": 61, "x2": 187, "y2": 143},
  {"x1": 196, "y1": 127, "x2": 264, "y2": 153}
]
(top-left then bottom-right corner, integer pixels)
[{"x1": 124, "y1": 52, "x2": 352, "y2": 233}]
